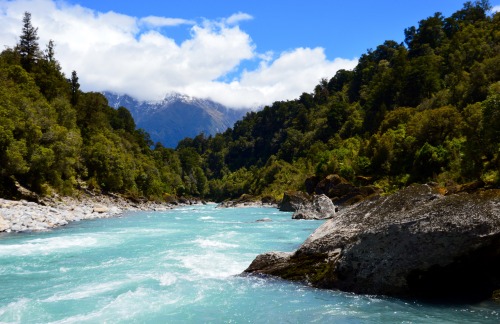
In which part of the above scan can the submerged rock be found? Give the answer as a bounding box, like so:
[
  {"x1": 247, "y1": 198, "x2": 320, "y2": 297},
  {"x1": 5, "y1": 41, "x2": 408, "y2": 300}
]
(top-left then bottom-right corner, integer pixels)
[{"x1": 244, "y1": 184, "x2": 500, "y2": 301}]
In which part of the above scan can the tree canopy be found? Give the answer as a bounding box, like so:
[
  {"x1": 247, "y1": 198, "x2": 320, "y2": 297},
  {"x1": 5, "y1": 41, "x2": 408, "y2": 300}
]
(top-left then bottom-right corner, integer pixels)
[
  {"x1": 1, "y1": 2, "x2": 498, "y2": 202},
  {"x1": 177, "y1": 1, "x2": 500, "y2": 200}
]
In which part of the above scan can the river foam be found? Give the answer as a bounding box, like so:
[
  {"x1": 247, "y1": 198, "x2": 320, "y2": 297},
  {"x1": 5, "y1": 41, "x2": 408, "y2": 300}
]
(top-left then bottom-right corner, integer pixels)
[{"x1": 0, "y1": 235, "x2": 101, "y2": 256}]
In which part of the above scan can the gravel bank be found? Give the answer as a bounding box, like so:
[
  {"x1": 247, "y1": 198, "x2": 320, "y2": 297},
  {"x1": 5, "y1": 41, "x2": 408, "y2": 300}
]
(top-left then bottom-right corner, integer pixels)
[{"x1": 0, "y1": 194, "x2": 182, "y2": 233}]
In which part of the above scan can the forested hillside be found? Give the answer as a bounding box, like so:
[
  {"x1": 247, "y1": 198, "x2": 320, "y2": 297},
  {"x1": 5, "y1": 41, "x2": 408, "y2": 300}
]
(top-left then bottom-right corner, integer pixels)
[
  {"x1": 178, "y1": 1, "x2": 500, "y2": 201},
  {"x1": 1, "y1": 2, "x2": 499, "y2": 203},
  {"x1": 0, "y1": 12, "x2": 185, "y2": 200}
]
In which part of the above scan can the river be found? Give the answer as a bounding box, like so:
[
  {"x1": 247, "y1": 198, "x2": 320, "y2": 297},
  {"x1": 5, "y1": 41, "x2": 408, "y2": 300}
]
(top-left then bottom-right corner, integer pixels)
[{"x1": 0, "y1": 204, "x2": 498, "y2": 323}]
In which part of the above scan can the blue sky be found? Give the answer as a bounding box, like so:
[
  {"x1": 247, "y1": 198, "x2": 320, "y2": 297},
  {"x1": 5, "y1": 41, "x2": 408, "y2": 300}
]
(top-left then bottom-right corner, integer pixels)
[
  {"x1": 63, "y1": 1, "x2": 477, "y2": 58},
  {"x1": 0, "y1": 0, "x2": 498, "y2": 107}
]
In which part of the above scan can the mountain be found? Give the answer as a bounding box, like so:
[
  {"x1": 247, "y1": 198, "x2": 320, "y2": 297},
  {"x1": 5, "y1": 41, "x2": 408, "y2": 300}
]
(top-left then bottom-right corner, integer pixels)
[{"x1": 104, "y1": 92, "x2": 251, "y2": 148}]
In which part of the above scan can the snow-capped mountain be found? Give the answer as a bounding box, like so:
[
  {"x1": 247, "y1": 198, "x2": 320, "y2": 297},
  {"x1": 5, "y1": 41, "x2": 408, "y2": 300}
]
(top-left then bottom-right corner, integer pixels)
[{"x1": 104, "y1": 92, "x2": 251, "y2": 148}]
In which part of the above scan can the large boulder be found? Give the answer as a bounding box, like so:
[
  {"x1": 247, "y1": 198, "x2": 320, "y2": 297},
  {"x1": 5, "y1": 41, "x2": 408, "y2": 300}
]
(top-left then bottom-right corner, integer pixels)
[
  {"x1": 292, "y1": 194, "x2": 337, "y2": 220},
  {"x1": 278, "y1": 191, "x2": 311, "y2": 212},
  {"x1": 244, "y1": 184, "x2": 500, "y2": 301},
  {"x1": 307, "y1": 174, "x2": 381, "y2": 206}
]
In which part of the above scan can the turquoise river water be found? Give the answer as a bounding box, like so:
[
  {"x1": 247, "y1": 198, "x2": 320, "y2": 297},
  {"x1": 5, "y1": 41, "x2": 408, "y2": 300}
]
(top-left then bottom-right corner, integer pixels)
[{"x1": 0, "y1": 204, "x2": 499, "y2": 323}]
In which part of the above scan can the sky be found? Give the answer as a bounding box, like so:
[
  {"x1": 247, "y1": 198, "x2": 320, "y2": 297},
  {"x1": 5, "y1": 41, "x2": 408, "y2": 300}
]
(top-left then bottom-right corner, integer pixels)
[{"x1": 0, "y1": 0, "x2": 499, "y2": 108}]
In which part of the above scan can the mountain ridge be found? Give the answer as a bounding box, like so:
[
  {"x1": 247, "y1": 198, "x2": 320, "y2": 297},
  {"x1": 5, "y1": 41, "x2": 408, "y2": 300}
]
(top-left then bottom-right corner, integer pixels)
[{"x1": 104, "y1": 92, "x2": 251, "y2": 147}]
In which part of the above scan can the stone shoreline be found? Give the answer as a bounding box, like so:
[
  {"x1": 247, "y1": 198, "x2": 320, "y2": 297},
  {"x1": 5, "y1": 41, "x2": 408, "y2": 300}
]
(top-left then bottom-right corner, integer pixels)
[
  {"x1": 0, "y1": 194, "x2": 196, "y2": 233},
  {"x1": 244, "y1": 184, "x2": 500, "y2": 301}
]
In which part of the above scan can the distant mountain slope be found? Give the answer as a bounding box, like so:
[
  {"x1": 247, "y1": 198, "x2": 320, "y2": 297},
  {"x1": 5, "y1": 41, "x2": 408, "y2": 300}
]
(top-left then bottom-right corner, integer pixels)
[{"x1": 104, "y1": 92, "x2": 250, "y2": 147}]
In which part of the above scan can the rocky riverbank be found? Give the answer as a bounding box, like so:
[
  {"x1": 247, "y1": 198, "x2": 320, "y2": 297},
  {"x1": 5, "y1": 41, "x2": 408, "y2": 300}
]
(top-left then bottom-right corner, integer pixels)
[
  {"x1": 0, "y1": 193, "x2": 197, "y2": 233},
  {"x1": 244, "y1": 184, "x2": 500, "y2": 301},
  {"x1": 216, "y1": 194, "x2": 278, "y2": 208}
]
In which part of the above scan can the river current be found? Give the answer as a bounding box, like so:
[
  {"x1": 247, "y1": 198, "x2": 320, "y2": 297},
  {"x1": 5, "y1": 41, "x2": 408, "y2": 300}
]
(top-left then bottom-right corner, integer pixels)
[{"x1": 0, "y1": 204, "x2": 499, "y2": 323}]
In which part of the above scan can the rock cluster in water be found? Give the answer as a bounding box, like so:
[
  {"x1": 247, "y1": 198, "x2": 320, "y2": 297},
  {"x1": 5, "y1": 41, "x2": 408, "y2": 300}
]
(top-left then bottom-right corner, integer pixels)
[
  {"x1": 217, "y1": 194, "x2": 278, "y2": 208},
  {"x1": 245, "y1": 184, "x2": 500, "y2": 301}
]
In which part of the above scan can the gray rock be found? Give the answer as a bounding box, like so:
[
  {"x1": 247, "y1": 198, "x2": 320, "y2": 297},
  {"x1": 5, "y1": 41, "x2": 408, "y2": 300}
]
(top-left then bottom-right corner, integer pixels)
[
  {"x1": 244, "y1": 184, "x2": 500, "y2": 300},
  {"x1": 93, "y1": 205, "x2": 109, "y2": 213},
  {"x1": 10, "y1": 224, "x2": 25, "y2": 232},
  {"x1": 245, "y1": 252, "x2": 293, "y2": 274},
  {"x1": 278, "y1": 191, "x2": 311, "y2": 212},
  {"x1": 292, "y1": 194, "x2": 336, "y2": 220}
]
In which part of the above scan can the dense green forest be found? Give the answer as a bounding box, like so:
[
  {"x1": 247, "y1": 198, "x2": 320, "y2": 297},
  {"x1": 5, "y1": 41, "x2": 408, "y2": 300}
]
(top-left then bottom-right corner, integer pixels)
[
  {"x1": 178, "y1": 0, "x2": 500, "y2": 200},
  {"x1": 1, "y1": 2, "x2": 499, "y2": 202},
  {"x1": 0, "y1": 12, "x2": 183, "y2": 200}
]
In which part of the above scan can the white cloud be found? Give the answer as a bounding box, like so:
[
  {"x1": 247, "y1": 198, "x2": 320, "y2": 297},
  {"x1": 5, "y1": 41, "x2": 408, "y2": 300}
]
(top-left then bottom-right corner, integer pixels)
[
  {"x1": 492, "y1": 5, "x2": 500, "y2": 12},
  {"x1": 0, "y1": 0, "x2": 358, "y2": 108},
  {"x1": 140, "y1": 16, "x2": 195, "y2": 27},
  {"x1": 181, "y1": 48, "x2": 358, "y2": 107},
  {"x1": 225, "y1": 12, "x2": 253, "y2": 25}
]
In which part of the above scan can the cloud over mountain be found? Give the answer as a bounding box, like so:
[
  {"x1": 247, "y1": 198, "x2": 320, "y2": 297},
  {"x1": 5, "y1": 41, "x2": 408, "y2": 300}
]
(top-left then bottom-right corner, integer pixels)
[{"x1": 0, "y1": 0, "x2": 358, "y2": 108}]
